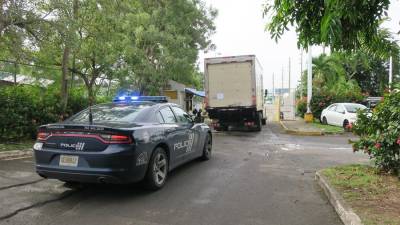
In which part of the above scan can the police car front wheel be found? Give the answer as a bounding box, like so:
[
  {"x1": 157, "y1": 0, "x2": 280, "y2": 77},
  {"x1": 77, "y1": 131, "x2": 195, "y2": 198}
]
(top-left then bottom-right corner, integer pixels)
[{"x1": 144, "y1": 147, "x2": 168, "y2": 190}]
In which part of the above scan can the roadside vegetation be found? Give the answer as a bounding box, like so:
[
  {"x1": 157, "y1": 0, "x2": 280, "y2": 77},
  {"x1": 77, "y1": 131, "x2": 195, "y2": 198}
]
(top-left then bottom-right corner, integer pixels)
[
  {"x1": 0, "y1": 140, "x2": 35, "y2": 152},
  {"x1": 322, "y1": 165, "x2": 400, "y2": 225},
  {"x1": 353, "y1": 85, "x2": 400, "y2": 175},
  {"x1": 295, "y1": 51, "x2": 398, "y2": 119},
  {"x1": 311, "y1": 121, "x2": 343, "y2": 134}
]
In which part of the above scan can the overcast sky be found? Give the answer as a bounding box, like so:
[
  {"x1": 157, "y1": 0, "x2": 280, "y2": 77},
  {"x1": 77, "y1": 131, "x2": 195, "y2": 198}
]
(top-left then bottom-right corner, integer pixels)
[{"x1": 198, "y1": 0, "x2": 400, "y2": 91}]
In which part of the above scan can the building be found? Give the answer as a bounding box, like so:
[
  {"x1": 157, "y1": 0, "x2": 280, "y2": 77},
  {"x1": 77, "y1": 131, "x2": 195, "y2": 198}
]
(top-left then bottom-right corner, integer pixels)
[{"x1": 163, "y1": 80, "x2": 205, "y2": 112}]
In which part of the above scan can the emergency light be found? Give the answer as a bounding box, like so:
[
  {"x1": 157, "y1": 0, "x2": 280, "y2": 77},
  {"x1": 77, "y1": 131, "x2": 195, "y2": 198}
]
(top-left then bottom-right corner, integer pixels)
[{"x1": 113, "y1": 90, "x2": 168, "y2": 103}]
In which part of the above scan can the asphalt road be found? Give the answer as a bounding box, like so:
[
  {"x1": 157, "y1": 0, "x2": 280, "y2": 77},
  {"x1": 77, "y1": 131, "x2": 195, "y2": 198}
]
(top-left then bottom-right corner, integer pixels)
[{"x1": 0, "y1": 123, "x2": 368, "y2": 225}]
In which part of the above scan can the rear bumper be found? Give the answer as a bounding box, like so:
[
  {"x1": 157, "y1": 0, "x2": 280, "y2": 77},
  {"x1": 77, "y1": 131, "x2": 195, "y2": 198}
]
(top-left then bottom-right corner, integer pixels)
[
  {"x1": 206, "y1": 106, "x2": 258, "y2": 122},
  {"x1": 34, "y1": 145, "x2": 148, "y2": 184}
]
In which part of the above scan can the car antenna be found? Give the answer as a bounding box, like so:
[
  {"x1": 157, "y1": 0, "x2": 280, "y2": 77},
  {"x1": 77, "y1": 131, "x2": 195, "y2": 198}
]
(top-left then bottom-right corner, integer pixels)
[
  {"x1": 88, "y1": 96, "x2": 93, "y2": 125},
  {"x1": 88, "y1": 105, "x2": 93, "y2": 125}
]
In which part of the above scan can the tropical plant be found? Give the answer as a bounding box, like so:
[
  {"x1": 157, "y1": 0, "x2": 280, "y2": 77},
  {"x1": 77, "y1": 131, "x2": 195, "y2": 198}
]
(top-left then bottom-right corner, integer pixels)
[
  {"x1": 352, "y1": 85, "x2": 400, "y2": 174},
  {"x1": 263, "y1": 0, "x2": 398, "y2": 58}
]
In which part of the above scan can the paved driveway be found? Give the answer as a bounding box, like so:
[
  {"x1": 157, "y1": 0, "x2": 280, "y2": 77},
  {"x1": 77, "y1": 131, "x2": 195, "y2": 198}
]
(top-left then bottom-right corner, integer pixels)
[{"x1": 0, "y1": 123, "x2": 368, "y2": 225}]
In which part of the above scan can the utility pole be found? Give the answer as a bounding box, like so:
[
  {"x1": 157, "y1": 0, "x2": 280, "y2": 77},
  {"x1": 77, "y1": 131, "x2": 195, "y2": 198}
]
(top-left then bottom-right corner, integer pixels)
[
  {"x1": 272, "y1": 73, "x2": 275, "y2": 97},
  {"x1": 288, "y1": 57, "x2": 291, "y2": 92},
  {"x1": 389, "y1": 55, "x2": 393, "y2": 91},
  {"x1": 300, "y1": 50, "x2": 303, "y2": 97},
  {"x1": 305, "y1": 47, "x2": 313, "y2": 122},
  {"x1": 281, "y1": 66, "x2": 284, "y2": 96}
]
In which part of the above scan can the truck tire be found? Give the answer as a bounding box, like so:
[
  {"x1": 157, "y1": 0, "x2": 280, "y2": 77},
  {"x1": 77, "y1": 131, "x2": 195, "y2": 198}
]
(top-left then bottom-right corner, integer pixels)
[{"x1": 255, "y1": 112, "x2": 262, "y2": 132}]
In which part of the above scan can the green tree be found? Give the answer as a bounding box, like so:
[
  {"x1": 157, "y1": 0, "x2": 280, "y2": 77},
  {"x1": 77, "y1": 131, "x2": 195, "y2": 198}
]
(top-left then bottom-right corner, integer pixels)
[
  {"x1": 120, "y1": 0, "x2": 216, "y2": 94},
  {"x1": 263, "y1": 0, "x2": 398, "y2": 57}
]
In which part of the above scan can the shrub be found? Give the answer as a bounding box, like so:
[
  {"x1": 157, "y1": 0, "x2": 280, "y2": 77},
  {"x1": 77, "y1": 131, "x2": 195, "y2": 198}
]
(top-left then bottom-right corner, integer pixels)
[
  {"x1": 296, "y1": 97, "x2": 307, "y2": 117},
  {"x1": 352, "y1": 85, "x2": 400, "y2": 174},
  {"x1": 297, "y1": 90, "x2": 363, "y2": 120},
  {"x1": 0, "y1": 85, "x2": 107, "y2": 141}
]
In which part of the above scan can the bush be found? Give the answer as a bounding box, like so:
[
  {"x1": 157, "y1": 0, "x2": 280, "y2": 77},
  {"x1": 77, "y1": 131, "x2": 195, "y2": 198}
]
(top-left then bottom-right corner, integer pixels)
[
  {"x1": 296, "y1": 97, "x2": 307, "y2": 117},
  {"x1": 0, "y1": 85, "x2": 107, "y2": 141},
  {"x1": 352, "y1": 85, "x2": 400, "y2": 174},
  {"x1": 297, "y1": 90, "x2": 363, "y2": 120}
]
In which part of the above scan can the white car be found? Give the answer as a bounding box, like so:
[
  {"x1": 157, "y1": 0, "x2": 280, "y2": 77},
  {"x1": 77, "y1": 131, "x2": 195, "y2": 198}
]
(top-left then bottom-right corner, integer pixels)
[{"x1": 320, "y1": 103, "x2": 367, "y2": 128}]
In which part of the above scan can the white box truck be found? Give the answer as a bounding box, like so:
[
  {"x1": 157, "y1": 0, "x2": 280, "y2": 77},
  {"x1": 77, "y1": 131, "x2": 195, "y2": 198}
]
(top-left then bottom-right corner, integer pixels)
[{"x1": 204, "y1": 55, "x2": 266, "y2": 131}]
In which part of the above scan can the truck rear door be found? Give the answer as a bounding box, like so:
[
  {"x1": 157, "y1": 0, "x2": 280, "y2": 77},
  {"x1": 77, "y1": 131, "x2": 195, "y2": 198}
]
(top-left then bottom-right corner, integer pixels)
[{"x1": 207, "y1": 61, "x2": 253, "y2": 108}]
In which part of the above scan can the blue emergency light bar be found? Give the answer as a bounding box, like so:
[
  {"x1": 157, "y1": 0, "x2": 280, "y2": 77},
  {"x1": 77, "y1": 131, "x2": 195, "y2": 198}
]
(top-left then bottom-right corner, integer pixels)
[{"x1": 113, "y1": 95, "x2": 168, "y2": 103}]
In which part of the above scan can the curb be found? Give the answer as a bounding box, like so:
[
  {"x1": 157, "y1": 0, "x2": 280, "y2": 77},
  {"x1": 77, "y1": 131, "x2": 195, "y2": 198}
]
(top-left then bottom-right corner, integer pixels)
[
  {"x1": 0, "y1": 149, "x2": 33, "y2": 161},
  {"x1": 315, "y1": 171, "x2": 363, "y2": 225},
  {"x1": 279, "y1": 120, "x2": 323, "y2": 136}
]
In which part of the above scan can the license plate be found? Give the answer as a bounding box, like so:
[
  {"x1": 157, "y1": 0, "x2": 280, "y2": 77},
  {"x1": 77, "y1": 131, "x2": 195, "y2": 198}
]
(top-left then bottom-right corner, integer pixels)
[{"x1": 59, "y1": 155, "x2": 79, "y2": 167}]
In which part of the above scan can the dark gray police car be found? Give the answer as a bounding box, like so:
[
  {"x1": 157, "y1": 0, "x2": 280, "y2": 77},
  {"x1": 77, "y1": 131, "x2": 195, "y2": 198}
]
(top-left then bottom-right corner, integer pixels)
[{"x1": 33, "y1": 97, "x2": 212, "y2": 190}]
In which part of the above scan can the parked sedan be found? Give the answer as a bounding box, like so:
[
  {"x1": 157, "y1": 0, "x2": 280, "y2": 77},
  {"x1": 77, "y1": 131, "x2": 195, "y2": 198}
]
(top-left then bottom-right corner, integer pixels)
[
  {"x1": 320, "y1": 103, "x2": 367, "y2": 128},
  {"x1": 33, "y1": 100, "x2": 212, "y2": 190}
]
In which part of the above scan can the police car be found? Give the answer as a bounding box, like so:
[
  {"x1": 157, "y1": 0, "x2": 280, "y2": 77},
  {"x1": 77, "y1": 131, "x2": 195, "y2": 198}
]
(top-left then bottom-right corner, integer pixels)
[{"x1": 33, "y1": 95, "x2": 212, "y2": 190}]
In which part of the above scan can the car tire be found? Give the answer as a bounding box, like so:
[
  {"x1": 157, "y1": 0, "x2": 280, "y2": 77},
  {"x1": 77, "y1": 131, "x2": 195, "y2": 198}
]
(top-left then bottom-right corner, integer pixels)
[
  {"x1": 201, "y1": 133, "x2": 212, "y2": 161},
  {"x1": 144, "y1": 147, "x2": 168, "y2": 191},
  {"x1": 343, "y1": 120, "x2": 349, "y2": 130},
  {"x1": 322, "y1": 117, "x2": 328, "y2": 125}
]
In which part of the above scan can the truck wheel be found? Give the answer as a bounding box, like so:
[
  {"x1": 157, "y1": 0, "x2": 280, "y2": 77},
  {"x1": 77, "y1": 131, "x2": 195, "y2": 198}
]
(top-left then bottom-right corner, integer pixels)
[
  {"x1": 261, "y1": 117, "x2": 266, "y2": 125},
  {"x1": 255, "y1": 112, "x2": 262, "y2": 131}
]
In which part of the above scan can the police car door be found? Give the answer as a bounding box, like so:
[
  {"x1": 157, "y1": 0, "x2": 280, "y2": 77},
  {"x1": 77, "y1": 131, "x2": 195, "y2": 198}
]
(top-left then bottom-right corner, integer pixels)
[
  {"x1": 158, "y1": 106, "x2": 185, "y2": 167},
  {"x1": 171, "y1": 106, "x2": 200, "y2": 161}
]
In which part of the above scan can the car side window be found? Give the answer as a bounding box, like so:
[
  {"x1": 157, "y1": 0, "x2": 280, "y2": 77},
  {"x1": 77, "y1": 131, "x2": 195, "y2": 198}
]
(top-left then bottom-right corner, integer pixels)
[
  {"x1": 328, "y1": 105, "x2": 337, "y2": 111},
  {"x1": 171, "y1": 106, "x2": 190, "y2": 124},
  {"x1": 156, "y1": 112, "x2": 165, "y2": 123},
  {"x1": 159, "y1": 107, "x2": 177, "y2": 124},
  {"x1": 336, "y1": 105, "x2": 345, "y2": 113}
]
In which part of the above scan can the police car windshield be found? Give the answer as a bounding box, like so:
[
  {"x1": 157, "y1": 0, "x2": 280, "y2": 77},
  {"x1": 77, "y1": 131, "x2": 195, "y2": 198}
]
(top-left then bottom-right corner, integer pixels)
[{"x1": 69, "y1": 103, "x2": 153, "y2": 123}]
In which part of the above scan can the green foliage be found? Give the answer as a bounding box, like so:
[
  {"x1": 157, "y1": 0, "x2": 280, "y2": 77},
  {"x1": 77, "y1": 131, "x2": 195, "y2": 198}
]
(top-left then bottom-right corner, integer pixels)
[
  {"x1": 119, "y1": 0, "x2": 216, "y2": 94},
  {"x1": 309, "y1": 90, "x2": 363, "y2": 120},
  {"x1": 264, "y1": 0, "x2": 398, "y2": 57},
  {"x1": 0, "y1": 85, "x2": 106, "y2": 141},
  {"x1": 352, "y1": 85, "x2": 400, "y2": 174},
  {"x1": 296, "y1": 97, "x2": 307, "y2": 117},
  {"x1": 1, "y1": 0, "x2": 216, "y2": 104},
  {"x1": 297, "y1": 53, "x2": 365, "y2": 119}
]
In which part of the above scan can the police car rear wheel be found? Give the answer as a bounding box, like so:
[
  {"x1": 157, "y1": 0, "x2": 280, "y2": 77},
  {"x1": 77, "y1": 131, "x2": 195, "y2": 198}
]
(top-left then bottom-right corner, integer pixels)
[
  {"x1": 201, "y1": 134, "x2": 212, "y2": 161},
  {"x1": 144, "y1": 147, "x2": 168, "y2": 190}
]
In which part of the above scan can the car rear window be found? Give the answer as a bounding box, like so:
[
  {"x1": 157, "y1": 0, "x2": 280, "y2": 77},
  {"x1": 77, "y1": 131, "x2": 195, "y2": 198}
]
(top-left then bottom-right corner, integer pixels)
[
  {"x1": 344, "y1": 104, "x2": 367, "y2": 113},
  {"x1": 69, "y1": 103, "x2": 152, "y2": 123}
]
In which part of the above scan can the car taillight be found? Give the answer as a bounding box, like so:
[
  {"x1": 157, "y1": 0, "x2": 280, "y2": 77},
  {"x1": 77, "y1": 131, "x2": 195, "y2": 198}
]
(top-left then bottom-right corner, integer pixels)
[
  {"x1": 37, "y1": 132, "x2": 50, "y2": 141},
  {"x1": 100, "y1": 134, "x2": 132, "y2": 144},
  {"x1": 111, "y1": 135, "x2": 131, "y2": 142}
]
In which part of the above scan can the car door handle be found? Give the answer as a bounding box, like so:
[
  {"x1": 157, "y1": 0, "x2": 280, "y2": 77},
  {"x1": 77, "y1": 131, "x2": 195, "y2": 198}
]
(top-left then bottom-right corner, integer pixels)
[{"x1": 166, "y1": 128, "x2": 174, "y2": 133}]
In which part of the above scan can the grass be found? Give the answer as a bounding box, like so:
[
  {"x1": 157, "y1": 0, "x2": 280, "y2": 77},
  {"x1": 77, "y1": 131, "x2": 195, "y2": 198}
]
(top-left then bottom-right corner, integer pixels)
[
  {"x1": 311, "y1": 121, "x2": 344, "y2": 134},
  {"x1": 0, "y1": 140, "x2": 35, "y2": 152},
  {"x1": 322, "y1": 165, "x2": 400, "y2": 225}
]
